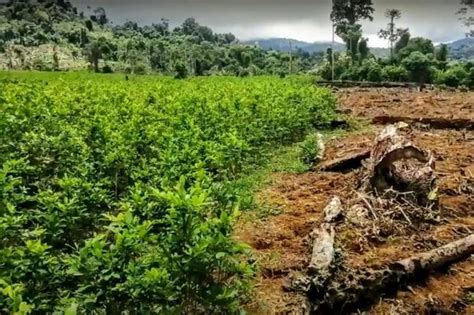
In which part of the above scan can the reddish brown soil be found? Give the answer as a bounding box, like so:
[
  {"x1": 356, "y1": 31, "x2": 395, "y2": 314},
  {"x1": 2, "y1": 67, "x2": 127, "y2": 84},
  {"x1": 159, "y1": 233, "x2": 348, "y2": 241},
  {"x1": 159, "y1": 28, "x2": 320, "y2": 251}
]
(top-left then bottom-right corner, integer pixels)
[
  {"x1": 236, "y1": 171, "x2": 359, "y2": 313},
  {"x1": 371, "y1": 257, "x2": 474, "y2": 314},
  {"x1": 236, "y1": 88, "x2": 474, "y2": 314},
  {"x1": 339, "y1": 87, "x2": 474, "y2": 121}
]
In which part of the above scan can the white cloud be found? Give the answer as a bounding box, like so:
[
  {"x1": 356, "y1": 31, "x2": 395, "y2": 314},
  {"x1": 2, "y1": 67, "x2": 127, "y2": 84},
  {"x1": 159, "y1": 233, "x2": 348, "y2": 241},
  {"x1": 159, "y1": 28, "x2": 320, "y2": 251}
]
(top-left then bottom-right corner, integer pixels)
[
  {"x1": 365, "y1": 34, "x2": 389, "y2": 48},
  {"x1": 224, "y1": 20, "x2": 335, "y2": 43},
  {"x1": 75, "y1": 0, "x2": 467, "y2": 45}
]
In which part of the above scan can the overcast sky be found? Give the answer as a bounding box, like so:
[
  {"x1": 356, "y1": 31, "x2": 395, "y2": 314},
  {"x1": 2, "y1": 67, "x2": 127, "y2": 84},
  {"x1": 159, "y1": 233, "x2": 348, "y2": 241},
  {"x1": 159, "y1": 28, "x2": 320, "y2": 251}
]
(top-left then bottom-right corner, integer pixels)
[{"x1": 73, "y1": 0, "x2": 467, "y2": 47}]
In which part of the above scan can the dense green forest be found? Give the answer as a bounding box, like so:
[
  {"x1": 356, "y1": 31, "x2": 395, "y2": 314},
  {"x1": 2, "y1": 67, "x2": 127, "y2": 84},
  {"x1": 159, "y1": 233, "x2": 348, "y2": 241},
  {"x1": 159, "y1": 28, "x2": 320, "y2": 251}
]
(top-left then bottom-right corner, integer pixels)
[
  {"x1": 0, "y1": 0, "x2": 473, "y2": 87},
  {"x1": 0, "y1": 0, "x2": 321, "y2": 76}
]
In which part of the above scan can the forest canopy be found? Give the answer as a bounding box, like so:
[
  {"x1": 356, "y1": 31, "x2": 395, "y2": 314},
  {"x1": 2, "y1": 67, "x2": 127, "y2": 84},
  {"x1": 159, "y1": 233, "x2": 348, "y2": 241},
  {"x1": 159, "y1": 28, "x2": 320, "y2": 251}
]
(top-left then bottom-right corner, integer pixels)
[{"x1": 0, "y1": 0, "x2": 322, "y2": 76}]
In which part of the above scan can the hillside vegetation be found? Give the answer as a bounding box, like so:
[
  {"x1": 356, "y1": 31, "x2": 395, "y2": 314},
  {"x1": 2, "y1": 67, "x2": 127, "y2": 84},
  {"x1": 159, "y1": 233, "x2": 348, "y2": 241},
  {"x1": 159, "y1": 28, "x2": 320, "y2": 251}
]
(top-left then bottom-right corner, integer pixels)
[
  {"x1": 0, "y1": 1, "x2": 318, "y2": 75},
  {"x1": 449, "y1": 37, "x2": 474, "y2": 60},
  {"x1": 1, "y1": 0, "x2": 472, "y2": 87}
]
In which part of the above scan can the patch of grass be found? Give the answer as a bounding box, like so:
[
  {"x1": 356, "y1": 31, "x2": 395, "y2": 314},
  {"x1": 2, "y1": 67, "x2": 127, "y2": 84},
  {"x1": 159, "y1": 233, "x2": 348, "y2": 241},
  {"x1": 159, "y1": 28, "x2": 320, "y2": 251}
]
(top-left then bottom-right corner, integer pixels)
[
  {"x1": 298, "y1": 133, "x2": 323, "y2": 166},
  {"x1": 232, "y1": 134, "x2": 320, "y2": 211},
  {"x1": 270, "y1": 142, "x2": 314, "y2": 174},
  {"x1": 234, "y1": 119, "x2": 373, "y2": 216},
  {"x1": 228, "y1": 141, "x2": 310, "y2": 217},
  {"x1": 254, "y1": 250, "x2": 282, "y2": 270},
  {"x1": 255, "y1": 203, "x2": 285, "y2": 219},
  {"x1": 344, "y1": 115, "x2": 373, "y2": 131}
]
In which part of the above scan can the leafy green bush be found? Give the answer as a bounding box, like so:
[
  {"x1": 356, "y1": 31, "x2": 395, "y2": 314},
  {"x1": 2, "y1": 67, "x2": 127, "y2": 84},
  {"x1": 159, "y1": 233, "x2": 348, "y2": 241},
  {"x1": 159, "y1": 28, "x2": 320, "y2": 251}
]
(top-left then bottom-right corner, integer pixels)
[
  {"x1": 133, "y1": 62, "x2": 147, "y2": 75},
  {"x1": 238, "y1": 67, "x2": 250, "y2": 77},
  {"x1": 354, "y1": 59, "x2": 380, "y2": 82},
  {"x1": 318, "y1": 57, "x2": 348, "y2": 81},
  {"x1": 0, "y1": 73, "x2": 336, "y2": 313},
  {"x1": 382, "y1": 65, "x2": 409, "y2": 82},
  {"x1": 402, "y1": 51, "x2": 433, "y2": 84},
  {"x1": 367, "y1": 63, "x2": 383, "y2": 82},
  {"x1": 124, "y1": 65, "x2": 132, "y2": 74},
  {"x1": 463, "y1": 67, "x2": 474, "y2": 89},
  {"x1": 298, "y1": 133, "x2": 322, "y2": 166},
  {"x1": 435, "y1": 65, "x2": 469, "y2": 87},
  {"x1": 31, "y1": 58, "x2": 54, "y2": 71},
  {"x1": 340, "y1": 65, "x2": 359, "y2": 81},
  {"x1": 102, "y1": 64, "x2": 114, "y2": 73},
  {"x1": 174, "y1": 61, "x2": 187, "y2": 79}
]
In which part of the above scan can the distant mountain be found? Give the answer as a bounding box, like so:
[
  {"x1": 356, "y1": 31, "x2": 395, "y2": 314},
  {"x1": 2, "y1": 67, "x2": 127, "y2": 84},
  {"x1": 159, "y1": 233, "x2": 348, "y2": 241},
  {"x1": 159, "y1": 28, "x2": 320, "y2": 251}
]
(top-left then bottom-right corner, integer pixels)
[
  {"x1": 446, "y1": 37, "x2": 474, "y2": 60},
  {"x1": 247, "y1": 37, "x2": 474, "y2": 60},
  {"x1": 245, "y1": 38, "x2": 391, "y2": 57},
  {"x1": 244, "y1": 38, "x2": 346, "y2": 54}
]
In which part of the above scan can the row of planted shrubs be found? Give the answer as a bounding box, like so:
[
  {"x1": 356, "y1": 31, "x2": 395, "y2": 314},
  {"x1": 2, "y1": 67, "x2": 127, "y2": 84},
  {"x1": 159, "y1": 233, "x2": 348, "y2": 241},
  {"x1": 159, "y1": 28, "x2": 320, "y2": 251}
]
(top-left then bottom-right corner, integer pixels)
[{"x1": 0, "y1": 73, "x2": 336, "y2": 313}]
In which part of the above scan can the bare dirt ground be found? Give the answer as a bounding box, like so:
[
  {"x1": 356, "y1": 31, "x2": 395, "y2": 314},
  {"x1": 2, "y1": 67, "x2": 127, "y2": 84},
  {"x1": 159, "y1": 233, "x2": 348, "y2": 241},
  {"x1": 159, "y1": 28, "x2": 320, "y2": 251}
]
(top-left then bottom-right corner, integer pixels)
[
  {"x1": 338, "y1": 87, "x2": 474, "y2": 121},
  {"x1": 236, "y1": 88, "x2": 474, "y2": 314}
]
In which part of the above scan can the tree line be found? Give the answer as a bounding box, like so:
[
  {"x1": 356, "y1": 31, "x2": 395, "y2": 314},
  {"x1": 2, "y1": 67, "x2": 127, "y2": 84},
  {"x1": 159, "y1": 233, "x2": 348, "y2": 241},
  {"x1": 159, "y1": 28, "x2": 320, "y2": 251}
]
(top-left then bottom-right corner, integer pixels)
[
  {"x1": 0, "y1": 0, "x2": 322, "y2": 76},
  {"x1": 0, "y1": 0, "x2": 472, "y2": 87},
  {"x1": 321, "y1": 0, "x2": 473, "y2": 88}
]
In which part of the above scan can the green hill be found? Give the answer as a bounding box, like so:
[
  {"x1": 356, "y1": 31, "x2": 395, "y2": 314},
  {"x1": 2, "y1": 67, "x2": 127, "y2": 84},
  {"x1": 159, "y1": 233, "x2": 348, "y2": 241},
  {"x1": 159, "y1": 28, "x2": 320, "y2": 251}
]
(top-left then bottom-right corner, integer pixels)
[
  {"x1": 244, "y1": 38, "x2": 346, "y2": 54},
  {"x1": 447, "y1": 37, "x2": 474, "y2": 60}
]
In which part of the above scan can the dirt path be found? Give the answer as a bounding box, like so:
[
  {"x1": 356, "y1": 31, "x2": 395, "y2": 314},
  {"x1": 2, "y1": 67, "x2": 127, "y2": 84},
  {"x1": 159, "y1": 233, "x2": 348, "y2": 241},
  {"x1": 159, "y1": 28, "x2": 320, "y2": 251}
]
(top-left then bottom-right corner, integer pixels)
[{"x1": 236, "y1": 88, "x2": 474, "y2": 314}]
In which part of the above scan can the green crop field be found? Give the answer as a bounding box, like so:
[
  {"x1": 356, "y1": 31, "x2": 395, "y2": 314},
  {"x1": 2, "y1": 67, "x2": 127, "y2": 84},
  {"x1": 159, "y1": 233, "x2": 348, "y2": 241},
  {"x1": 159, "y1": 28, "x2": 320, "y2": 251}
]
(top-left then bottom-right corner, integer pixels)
[{"x1": 0, "y1": 72, "x2": 336, "y2": 313}]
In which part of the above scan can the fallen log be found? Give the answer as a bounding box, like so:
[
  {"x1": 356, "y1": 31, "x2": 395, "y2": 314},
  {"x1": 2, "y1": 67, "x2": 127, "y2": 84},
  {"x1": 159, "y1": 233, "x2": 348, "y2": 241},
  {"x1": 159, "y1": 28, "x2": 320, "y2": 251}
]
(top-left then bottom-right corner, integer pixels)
[
  {"x1": 317, "y1": 149, "x2": 371, "y2": 172},
  {"x1": 308, "y1": 234, "x2": 474, "y2": 313},
  {"x1": 391, "y1": 234, "x2": 474, "y2": 277},
  {"x1": 283, "y1": 223, "x2": 336, "y2": 294},
  {"x1": 373, "y1": 116, "x2": 474, "y2": 130},
  {"x1": 286, "y1": 198, "x2": 342, "y2": 294},
  {"x1": 298, "y1": 198, "x2": 342, "y2": 295},
  {"x1": 308, "y1": 223, "x2": 335, "y2": 274}
]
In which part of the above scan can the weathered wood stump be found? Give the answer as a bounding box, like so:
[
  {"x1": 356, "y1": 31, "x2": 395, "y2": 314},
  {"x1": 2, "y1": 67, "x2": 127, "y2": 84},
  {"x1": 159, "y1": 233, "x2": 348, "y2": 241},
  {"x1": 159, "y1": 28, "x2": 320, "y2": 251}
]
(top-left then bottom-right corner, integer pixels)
[{"x1": 367, "y1": 125, "x2": 436, "y2": 200}]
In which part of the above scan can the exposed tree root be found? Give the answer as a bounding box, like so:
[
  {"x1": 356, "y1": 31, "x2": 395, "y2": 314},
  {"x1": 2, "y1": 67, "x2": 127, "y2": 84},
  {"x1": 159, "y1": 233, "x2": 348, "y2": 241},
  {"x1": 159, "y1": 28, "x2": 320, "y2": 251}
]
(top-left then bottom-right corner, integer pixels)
[{"x1": 297, "y1": 125, "x2": 460, "y2": 313}]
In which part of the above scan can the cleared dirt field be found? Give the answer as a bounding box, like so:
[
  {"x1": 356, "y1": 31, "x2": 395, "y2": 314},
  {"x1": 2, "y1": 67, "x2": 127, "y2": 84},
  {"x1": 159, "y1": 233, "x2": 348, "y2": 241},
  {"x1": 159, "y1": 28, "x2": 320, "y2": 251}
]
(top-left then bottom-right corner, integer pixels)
[
  {"x1": 339, "y1": 87, "x2": 474, "y2": 122},
  {"x1": 237, "y1": 88, "x2": 474, "y2": 314}
]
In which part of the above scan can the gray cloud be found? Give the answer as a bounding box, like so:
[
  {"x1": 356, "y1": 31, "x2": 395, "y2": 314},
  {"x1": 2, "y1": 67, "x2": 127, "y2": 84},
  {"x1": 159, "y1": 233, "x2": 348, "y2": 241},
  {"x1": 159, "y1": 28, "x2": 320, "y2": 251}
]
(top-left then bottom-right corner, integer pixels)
[{"x1": 73, "y1": 0, "x2": 467, "y2": 46}]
